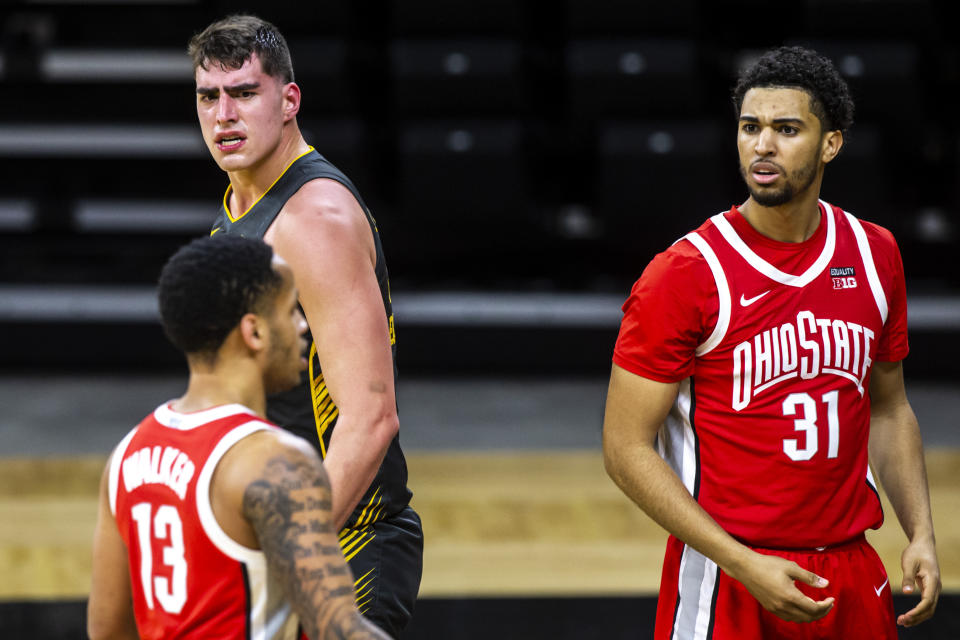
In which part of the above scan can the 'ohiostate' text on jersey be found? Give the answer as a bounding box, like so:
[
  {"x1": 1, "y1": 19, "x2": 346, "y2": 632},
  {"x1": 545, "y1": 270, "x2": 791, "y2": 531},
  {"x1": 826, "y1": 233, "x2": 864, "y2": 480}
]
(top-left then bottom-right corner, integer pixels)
[
  {"x1": 657, "y1": 201, "x2": 903, "y2": 550},
  {"x1": 110, "y1": 404, "x2": 300, "y2": 640},
  {"x1": 731, "y1": 309, "x2": 875, "y2": 410}
]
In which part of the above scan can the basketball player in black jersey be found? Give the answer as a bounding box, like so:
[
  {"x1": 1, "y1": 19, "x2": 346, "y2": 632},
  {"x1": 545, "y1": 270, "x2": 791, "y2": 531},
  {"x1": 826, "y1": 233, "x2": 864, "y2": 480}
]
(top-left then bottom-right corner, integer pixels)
[{"x1": 188, "y1": 15, "x2": 422, "y2": 637}]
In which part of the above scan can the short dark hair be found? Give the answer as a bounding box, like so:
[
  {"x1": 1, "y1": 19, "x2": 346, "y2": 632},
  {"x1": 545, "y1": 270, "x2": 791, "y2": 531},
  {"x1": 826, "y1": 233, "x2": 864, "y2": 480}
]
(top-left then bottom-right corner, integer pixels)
[
  {"x1": 158, "y1": 235, "x2": 283, "y2": 356},
  {"x1": 732, "y1": 46, "x2": 855, "y2": 133},
  {"x1": 188, "y1": 14, "x2": 294, "y2": 83}
]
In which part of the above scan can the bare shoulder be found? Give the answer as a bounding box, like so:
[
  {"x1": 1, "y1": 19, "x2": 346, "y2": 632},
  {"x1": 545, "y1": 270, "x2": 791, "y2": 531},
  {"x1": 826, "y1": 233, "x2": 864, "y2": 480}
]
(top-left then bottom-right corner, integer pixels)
[
  {"x1": 276, "y1": 179, "x2": 368, "y2": 237},
  {"x1": 213, "y1": 429, "x2": 329, "y2": 516},
  {"x1": 208, "y1": 427, "x2": 331, "y2": 549},
  {"x1": 269, "y1": 178, "x2": 374, "y2": 262},
  {"x1": 220, "y1": 428, "x2": 326, "y2": 484}
]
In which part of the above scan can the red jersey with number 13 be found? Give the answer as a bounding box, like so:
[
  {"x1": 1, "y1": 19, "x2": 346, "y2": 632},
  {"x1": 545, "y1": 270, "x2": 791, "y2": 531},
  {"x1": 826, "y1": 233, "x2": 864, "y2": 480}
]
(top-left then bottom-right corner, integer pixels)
[
  {"x1": 614, "y1": 201, "x2": 909, "y2": 548},
  {"x1": 109, "y1": 403, "x2": 300, "y2": 639}
]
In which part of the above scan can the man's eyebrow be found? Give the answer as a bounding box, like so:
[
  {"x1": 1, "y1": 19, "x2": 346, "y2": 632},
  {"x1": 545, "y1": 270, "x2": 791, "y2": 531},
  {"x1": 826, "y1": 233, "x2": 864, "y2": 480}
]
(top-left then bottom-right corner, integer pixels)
[
  {"x1": 225, "y1": 82, "x2": 260, "y2": 93},
  {"x1": 195, "y1": 82, "x2": 260, "y2": 96},
  {"x1": 739, "y1": 115, "x2": 806, "y2": 125}
]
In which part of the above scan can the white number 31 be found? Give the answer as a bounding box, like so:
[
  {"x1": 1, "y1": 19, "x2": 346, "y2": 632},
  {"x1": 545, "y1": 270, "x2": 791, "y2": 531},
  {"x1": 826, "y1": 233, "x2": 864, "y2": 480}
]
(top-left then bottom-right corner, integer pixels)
[
  {"x1": 130, "y1": 502, "x2": 188, "y2": 613},
  {"x1": 782, "y1": 390, "x2": 840, "y2": 461}
]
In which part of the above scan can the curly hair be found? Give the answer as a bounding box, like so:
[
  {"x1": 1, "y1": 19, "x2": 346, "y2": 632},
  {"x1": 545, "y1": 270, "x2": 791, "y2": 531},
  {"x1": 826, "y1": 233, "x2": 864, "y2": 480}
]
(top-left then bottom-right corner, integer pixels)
[
  {"x1": 158, "y1": 235, "x2": 283, "y2": 357},
  {"x1": 188, "y1": 14, "x2": 294, "y2": 83},
  {"x1": 732, "y1": 46, "x2": 854, "y2": 133}
]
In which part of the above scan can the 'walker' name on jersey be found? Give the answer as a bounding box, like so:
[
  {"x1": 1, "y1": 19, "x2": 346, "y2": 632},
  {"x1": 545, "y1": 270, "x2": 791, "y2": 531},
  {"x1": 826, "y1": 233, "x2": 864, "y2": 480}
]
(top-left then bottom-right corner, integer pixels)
[
  {"x1": 732, "y1": 310, "x2": 874, "y2": 411},
  {"x1": 122, "y1": 446, "x2": 196, "y2": 500}
]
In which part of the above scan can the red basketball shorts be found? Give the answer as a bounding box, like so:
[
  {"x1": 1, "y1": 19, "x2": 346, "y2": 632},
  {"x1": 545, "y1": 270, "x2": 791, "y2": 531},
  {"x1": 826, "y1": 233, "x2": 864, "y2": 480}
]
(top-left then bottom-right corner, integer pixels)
[{"x1": 654, "y1": 534, "x2": 896, "y2": 639}]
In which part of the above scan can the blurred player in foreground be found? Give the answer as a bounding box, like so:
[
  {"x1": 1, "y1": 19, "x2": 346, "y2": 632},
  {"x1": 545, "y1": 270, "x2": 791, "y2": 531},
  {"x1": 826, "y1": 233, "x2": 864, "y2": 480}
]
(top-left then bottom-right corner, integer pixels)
[
  {"x1": 88, "y1": 235, "x2": 389, "y2": 639},
  {"x1": 603, "y1": 46, "x2": 939, "y2": 639}
]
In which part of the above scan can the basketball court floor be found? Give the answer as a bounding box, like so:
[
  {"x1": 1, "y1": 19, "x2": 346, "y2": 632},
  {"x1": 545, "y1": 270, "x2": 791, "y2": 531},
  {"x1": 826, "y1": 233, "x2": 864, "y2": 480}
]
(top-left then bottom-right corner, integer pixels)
[{"x1": 2, "y1": 373, "x2": 958, "y2": 605}]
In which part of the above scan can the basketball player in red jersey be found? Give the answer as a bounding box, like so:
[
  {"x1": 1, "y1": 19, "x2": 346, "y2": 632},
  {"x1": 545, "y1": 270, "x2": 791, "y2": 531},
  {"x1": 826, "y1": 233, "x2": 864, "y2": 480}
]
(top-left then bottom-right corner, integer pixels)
[
  {"x1": 603, "y1": 47, "x2": 940, "y2": 639},
  {"x1": 88, "y1": 235, "x2": 389, "y2": 639}
]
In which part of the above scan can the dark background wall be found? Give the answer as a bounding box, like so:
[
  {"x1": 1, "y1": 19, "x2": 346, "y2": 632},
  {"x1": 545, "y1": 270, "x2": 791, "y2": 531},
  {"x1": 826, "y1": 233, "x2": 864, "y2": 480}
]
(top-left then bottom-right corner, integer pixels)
[
  {"x1": 2, "y1": 0, "x2": 957, "y2": 379},
  {"x1": 0, "y1": 0, "x2": 957, "y2": 374}
]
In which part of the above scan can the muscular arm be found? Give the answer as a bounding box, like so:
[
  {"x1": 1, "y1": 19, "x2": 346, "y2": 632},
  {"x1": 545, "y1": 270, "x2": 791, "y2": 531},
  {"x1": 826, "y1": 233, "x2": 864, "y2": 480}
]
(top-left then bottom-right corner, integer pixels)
[
  {"x1": 602, "y1": 364, "x2": 834, "y2": 622},
  {"x1": 868, "y1": 360, "x2": 940, "y2": 627},
  {"x1": 269, "y1": 180, "x2": 398, "y2": 530},
  {"x1": 236, "y1": 431, "x2": 390, "y2": 640},
  {"x1": 87, "y1": 455, "x2": 139, "y2": 640}
]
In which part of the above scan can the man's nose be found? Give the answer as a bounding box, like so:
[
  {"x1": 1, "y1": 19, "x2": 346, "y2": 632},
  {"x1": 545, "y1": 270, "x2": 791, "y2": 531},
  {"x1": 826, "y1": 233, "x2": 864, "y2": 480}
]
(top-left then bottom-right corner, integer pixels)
[
  {"x1": 217, "y1": 94, "x2": 237, "y2": 124},
  {"x1": 755, "y1": 127, "x2": 776, "y2": 155}
]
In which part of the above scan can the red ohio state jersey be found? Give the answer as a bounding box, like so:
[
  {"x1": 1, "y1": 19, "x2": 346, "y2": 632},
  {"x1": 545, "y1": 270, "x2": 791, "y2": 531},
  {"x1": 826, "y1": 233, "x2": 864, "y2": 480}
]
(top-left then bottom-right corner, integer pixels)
[
  {"x1": 614, "y1": 201, "x2": 908, "y2": 548},
  {"x1": 109, "y1": 403, "x2": 301, "y2": 640}
]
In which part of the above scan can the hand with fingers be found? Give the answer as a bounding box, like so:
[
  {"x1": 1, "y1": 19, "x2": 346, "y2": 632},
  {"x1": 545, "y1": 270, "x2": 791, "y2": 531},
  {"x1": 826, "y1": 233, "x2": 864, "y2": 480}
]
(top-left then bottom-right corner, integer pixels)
[
  {"x1": 897, "y1": 535, "x2": 941, "y2": 627},
  {"x1": 734, "y1": 552, "x2": 835, "y2": 623}
]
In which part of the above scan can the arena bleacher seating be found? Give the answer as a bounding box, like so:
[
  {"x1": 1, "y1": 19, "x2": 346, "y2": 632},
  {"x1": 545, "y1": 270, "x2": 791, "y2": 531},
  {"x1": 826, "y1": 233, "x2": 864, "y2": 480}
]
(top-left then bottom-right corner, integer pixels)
[{"x1": 0, "y1": 0, "x2": 956, "y2": 372}]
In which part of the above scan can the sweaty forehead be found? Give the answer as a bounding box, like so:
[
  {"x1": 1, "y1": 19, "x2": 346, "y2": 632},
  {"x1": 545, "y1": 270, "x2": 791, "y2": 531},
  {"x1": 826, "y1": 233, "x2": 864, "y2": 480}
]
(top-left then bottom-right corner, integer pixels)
[
  {"x1": 195, "y1": 54, "x2": 263, "y2": 84},
  {"x1": 740, "y1": 86, "x2": 816, "y2": 121}
]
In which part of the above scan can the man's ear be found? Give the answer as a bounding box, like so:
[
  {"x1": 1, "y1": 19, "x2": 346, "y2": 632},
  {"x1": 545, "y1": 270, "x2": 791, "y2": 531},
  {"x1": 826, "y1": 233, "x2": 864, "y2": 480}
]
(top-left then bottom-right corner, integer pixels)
[
  {"x1": 238, "y1": 313, "x2": 267, "y2": 353},
  {"x1": 282, "y1": 82, "x2": 301, "y2": 123},
  {"x1": 821, "y1": 129, "x2": 843, "y2": 164}
]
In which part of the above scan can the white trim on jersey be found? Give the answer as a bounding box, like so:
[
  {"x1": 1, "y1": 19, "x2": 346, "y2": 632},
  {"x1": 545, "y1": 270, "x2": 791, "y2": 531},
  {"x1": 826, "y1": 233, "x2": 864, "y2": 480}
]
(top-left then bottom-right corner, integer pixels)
[
  {"x1": 195, "y1": 420, "x2": 273, "y2": 562},
  {"x1": 709, "y1": 199, "x2": 836, "y2": 287},
  {"x1": 682, "y1": 233, "x2": 731, "y2": 357},
  {"x1": 672, "y1": 544, "x2": 719, "y2": 640},
  {"x1": 844, "y1": 211, "x2": 889, "y2": 325},
  {"x1": 658, "y1": 378, "x2": 698, "y2": 495},
  {"x1": 153, "y1": 402, "x2": 255, "y2": 431},
  {"x1": 108, "y1": 426, "x2": 139, "y2": 517},
  {"x1": 195, "y1": 419, "x2": 297, "y2": 640}
]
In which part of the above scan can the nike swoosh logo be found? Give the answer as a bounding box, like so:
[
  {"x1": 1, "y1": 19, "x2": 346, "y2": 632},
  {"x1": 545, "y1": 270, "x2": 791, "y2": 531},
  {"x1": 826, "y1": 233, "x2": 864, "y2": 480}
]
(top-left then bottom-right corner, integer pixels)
[
  {"x1": 740, "y1": 291, "x2": 770, "y2": 307},
  {"x1": 874, "y1": 578, "x2": 889, "y2": 597}
]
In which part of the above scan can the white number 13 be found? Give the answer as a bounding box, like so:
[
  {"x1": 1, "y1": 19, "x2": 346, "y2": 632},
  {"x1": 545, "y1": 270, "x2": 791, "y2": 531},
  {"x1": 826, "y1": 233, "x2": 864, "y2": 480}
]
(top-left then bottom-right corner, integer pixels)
[
  {"x1": 130, "y1": 503, "x2": 188, "y2": 613},
  {"x1": 782, "y1": 390, "x2": 839, "y2": 461}
]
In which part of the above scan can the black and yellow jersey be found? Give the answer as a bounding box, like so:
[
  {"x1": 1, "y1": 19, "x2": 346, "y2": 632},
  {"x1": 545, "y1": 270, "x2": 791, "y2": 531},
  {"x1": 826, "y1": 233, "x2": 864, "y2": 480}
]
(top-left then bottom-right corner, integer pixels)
[{"x1": 209, "y1": 148, "x2": 412, "y2": 530}]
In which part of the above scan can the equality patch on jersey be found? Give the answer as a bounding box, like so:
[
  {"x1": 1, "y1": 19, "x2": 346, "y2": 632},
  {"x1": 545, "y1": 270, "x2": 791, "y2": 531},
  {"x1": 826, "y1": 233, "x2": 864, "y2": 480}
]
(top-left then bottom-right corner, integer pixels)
[{"x1": 830, "y1": 266, "x2": 857, "y2": 290}]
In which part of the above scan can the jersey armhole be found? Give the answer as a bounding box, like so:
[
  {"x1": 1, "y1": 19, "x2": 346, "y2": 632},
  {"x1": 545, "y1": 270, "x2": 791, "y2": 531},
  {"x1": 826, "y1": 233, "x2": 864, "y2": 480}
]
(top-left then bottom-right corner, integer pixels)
[
  {"x1": 108, "y1": 427, "x2": 139, "y2": 517},
  {"x1": 680, "y1": 233, "x2": 730, "y2": 356},
  {"x1": 195, "y1": 420, "x2": 274, "y2": 563},
  {"x1": 843, "y1": 211, "x2": 889, "y2": 324}
]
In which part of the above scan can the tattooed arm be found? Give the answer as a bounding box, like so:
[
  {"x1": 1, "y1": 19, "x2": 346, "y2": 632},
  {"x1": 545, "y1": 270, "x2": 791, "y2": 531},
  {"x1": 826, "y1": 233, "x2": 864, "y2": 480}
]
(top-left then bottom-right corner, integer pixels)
[{"x1": 212, "y1": 429, "x2": 390, "y2": 640}]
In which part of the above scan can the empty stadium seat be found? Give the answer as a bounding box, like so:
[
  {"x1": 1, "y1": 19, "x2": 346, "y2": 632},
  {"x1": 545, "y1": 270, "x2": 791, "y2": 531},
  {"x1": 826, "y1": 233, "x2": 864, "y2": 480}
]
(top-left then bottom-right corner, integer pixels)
[
  {"x1": 819, "y1": 125, "x2": 898, "y2": 229},
  {"x1": 287, "y1": 39, "x2": 358, "y2": 113},
  {"x1": 565, "y1": 39, "x2": 703, "y2": 117},
  {"x1": 390, "y1": 39, "x2": 527, "y2": 115},
  {"x1": 786, "y1": 39, "x2": 923, "y2": 122},
  {"x1": 595, "y1": 119, "x2": 738, "y2": 256},
  {"x1": 396, "y1": 119, "x2": 531, "y2": 250}
]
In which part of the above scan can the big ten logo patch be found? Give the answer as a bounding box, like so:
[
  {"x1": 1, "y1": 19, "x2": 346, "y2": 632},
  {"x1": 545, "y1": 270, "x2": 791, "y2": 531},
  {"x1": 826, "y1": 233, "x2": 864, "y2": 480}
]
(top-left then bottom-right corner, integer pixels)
[{"x1": 830, "y1": 266, "x2": 857, "y2": 290}]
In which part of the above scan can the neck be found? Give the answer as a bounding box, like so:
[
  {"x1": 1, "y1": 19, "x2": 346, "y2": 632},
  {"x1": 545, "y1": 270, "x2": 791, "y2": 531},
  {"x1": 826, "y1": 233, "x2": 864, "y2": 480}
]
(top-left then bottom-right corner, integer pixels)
[
  {"x1": 739, "y1": 183, "x2": 824, "y2": 244},
  {"x1": 171, "y1": 358, "x2": 267, "y2": 418},
  {"x1": 228, "y1": 130, "x2": 311, "y2": 215}
]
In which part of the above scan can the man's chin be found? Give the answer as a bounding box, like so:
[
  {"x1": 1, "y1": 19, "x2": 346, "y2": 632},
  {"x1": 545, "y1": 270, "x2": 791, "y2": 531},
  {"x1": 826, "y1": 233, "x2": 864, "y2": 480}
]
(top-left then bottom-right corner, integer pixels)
[
  {"x1": 748, "y1": 186, "x2": 793, "y2": 208},
  {"x1": 214, "y1": 154, "x2": 251, "y2": 173}
]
